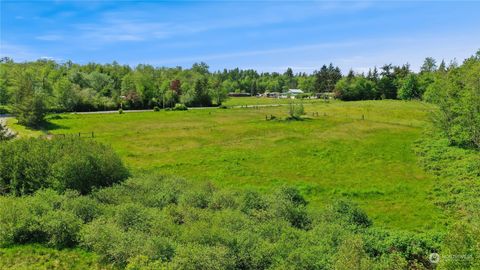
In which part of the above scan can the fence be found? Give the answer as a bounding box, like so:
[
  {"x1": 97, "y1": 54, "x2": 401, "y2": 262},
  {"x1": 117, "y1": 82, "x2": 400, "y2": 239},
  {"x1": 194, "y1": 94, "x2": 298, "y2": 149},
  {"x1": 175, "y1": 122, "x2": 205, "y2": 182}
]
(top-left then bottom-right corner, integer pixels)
[
  {"x1": 263, "y1": 111, "x2": 418, "y2": 127},
  {"x1": 47, "y1": 132, "x2": 95, "y2": 139}
]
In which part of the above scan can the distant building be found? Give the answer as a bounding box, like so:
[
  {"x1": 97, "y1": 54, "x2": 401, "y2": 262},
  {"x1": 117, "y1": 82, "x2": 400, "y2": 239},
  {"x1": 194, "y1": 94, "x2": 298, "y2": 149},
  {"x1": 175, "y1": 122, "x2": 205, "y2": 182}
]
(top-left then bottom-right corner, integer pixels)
[{"x1": 287, "y1": 89, "x2": 304, "y2": 96}]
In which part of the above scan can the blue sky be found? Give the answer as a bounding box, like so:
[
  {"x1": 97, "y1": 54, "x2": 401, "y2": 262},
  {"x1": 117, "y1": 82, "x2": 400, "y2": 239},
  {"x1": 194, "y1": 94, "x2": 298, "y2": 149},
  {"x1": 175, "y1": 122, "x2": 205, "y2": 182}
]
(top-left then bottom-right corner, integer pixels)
[{"x1": 1, "y1": 1, "x2": 479, "y2": 73}]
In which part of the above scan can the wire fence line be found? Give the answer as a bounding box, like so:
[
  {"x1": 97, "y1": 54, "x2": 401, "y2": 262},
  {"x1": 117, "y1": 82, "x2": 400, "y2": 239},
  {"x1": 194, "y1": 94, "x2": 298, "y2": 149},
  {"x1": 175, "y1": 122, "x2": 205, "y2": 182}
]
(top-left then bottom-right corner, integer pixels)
[{"x1": 44, "y1": 132, "x2": 95, "y2": 139}]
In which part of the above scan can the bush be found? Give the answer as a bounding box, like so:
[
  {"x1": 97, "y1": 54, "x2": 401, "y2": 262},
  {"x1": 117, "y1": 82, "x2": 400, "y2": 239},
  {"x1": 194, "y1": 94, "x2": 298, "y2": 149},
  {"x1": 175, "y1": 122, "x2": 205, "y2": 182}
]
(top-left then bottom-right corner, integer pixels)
[
  {"x1": 0, "y1": 173, "x2": 449, "y2": 268},
  {"x1": 168, "y1": 244, "x2": 234, "y2": 270},
  {"x1": 328, "y1": 201, "x2": 372, "y2": 228},
  {"x1": 173, "y1": 103, "x2": 188, "y2": 111},
  {"x1": 423, "y1": 52, "x2": 480, "y2": 149},
  {"x1": 118, "y1": 108, "x2": 124, "y2": 114},
  {"x1": 0, "y1": 106, "x2": 10, "y2": 114},
  {"x1": 14, "y1": 92, "x2": 47, "y2": 128},
  {"x1": 153, "y1": 106, "x2": 160, "y2": 112},
  {"x1": 287, "y1": 100, "x2": 305, "y2": 120},
  {"x1": 40, "y1": 210, "x2": 82, "y2": 248},
  {"x1": 115, "y1": 203, "x2": 152, "y2": 232},
  {"x1": 272, "y1": 187, "x2": 311, "y2": 229},
  {"x1": 0, "y1": 138, "x2": 129, "y2": 195},
  {"x1": 64, "y1": 194, "x2": 102, "y2": 223},
  {"x1": 0, "y1": 196, "x2": 29, "y2": 247},
  {"x1": 0, "y1": 189, "x2": 84, "y2": 248}
]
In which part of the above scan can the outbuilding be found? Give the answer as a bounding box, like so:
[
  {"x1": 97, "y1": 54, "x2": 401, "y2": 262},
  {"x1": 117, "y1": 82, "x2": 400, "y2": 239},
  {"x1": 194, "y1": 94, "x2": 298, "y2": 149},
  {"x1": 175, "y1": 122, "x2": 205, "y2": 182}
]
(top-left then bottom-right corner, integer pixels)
[{"x1": 287, "y1": 89, "x2": 304, "y2": 96}]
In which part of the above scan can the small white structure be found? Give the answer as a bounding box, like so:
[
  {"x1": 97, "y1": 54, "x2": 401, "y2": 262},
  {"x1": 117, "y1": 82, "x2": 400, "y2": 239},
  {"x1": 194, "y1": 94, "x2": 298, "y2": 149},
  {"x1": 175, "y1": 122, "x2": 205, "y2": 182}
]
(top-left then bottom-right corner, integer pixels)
[{"x1": 287, "y1": 89, "x2": 304, "y2": 96}]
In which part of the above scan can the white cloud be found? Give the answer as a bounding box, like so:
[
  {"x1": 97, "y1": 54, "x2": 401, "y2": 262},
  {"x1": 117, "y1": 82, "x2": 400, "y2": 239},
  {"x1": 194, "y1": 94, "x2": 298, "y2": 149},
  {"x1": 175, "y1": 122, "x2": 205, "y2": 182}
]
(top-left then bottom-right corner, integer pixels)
[
  {"x1": 74, "y1": 20, "x2": 174, "y2": 42},
  {"x1": 69, "y1": 2, "x2": 372, "y2": 45},
  {"x1": 152, "y1": 40, "x2": 360, "y2": 65},
  {"x1": 36, "y1": 34, "x2": 63, "y2": 41},
  {"x1": 0, "y1": 42, "x2": 39, "y2": 61}
]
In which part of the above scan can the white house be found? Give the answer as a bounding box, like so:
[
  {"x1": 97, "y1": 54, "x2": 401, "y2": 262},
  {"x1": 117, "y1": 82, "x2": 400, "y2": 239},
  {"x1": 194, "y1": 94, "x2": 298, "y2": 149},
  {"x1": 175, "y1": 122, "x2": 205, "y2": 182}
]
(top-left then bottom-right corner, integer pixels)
[{"x1": 287, "y1": 89, "x2": 304, "y2": 96}]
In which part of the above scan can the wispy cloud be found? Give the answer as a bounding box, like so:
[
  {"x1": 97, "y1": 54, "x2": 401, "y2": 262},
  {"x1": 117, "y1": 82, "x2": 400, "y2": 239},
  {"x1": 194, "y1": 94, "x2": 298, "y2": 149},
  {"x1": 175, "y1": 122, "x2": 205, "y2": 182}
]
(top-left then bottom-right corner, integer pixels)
[
  {"x1": 36, "y1": 34, "x2": 63, "y2": 41},
  {"x1": 152, "y1": 40, "x2": 361, "y2": 65},
  {"x1": 0, "y1": 42, "x2": 39, "y2": 61},
  {"x1": 74, "y1": 20, "x2": 173, "y2": 42},
  {"x1": 70, "y1": 1, "x2": 372, "y2": 44}
]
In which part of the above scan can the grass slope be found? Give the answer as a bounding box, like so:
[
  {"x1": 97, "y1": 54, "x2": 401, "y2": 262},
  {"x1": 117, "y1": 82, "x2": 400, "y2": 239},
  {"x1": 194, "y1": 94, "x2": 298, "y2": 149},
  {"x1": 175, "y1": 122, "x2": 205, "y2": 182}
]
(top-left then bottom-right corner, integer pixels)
[
  {"x1": 8, "y1": 99, "x2": 446, "y2": 231},
  {"x1": 0, "y1": 245, "x2": 113, "y2": 270}
]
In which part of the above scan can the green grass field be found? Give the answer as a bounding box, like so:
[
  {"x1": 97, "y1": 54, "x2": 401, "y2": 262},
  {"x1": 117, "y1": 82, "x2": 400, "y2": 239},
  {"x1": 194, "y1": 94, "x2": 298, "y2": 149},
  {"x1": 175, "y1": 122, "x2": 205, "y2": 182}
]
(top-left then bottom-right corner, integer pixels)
[
  {"x1": 7, "y1": 99, "x2": 447, "y2": 232},
  {"x1": 0, "y1": 245, "x2": 112, "y2": 270},
  {"x1": 222, "y1": 96, "x2": 326, "y2": 106}
]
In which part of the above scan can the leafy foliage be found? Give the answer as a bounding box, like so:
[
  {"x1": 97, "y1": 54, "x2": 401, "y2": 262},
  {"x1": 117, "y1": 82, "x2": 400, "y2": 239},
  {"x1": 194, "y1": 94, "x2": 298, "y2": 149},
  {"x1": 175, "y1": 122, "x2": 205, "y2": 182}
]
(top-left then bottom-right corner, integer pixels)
[
  {"x1": 286, "y1": 99, "x2": 305, "y2": 120},
  {"x1": 414, "y1": 129, "x2": 480, "y2": 269},
  {"x1": 0, "y1": 137, "x2": 129, "y2": 195},
  {"x1": 423, "y1": 51, "x2": 480, "y2": 149},
  {"x1": 0, "y1": 173, "x2": 444, "y2": 269}
]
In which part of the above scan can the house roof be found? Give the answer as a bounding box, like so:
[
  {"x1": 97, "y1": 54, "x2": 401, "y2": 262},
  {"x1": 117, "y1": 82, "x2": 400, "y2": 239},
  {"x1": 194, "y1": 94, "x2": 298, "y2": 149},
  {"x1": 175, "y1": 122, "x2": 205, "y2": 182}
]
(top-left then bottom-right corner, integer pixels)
[{"x1": 287, "y1": 89, "x2": 304, "y2": 94}]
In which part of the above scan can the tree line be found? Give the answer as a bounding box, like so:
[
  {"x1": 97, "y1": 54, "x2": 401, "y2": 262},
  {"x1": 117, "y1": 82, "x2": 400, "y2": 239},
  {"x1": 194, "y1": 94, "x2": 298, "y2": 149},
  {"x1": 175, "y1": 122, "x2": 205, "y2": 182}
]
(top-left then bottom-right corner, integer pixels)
[
  {"x1": 0, "y1": 58, "x2": 341, "y2": 113},
  {"x1": 335, "y1": 50, "x2": 480, "y2": 149}
]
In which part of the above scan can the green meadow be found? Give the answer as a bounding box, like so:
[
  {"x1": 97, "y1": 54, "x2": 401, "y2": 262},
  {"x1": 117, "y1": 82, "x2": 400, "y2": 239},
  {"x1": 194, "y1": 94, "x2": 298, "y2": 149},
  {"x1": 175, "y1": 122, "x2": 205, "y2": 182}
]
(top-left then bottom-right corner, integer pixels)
[{"x1": 9, "y1": 99, "x2": 446, "y2": 232}]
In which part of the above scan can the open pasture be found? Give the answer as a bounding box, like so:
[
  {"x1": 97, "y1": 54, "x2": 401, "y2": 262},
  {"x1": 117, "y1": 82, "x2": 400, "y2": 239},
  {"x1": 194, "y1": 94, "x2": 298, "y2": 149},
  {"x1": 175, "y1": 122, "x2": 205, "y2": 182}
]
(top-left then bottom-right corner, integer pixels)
[{"x1": 10, "y1": 99, "x2": 445, "y2": 231}]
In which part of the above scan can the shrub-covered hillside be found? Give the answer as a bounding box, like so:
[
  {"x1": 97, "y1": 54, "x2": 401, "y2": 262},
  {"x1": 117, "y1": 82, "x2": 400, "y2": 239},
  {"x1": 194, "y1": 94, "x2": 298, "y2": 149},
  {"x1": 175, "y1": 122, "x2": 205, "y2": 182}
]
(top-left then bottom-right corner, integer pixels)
[{"x1": 1, "y1": 172, "x2": 448, "y2": 270}]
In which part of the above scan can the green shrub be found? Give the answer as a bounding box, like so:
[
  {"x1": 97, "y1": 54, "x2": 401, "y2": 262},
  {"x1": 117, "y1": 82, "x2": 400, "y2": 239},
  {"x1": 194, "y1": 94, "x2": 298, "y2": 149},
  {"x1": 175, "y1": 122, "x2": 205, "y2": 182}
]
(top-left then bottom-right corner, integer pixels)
[
  {"x1": 208, "y1": 190, "x2": 238, "y2": 210},
  {"x1": 272, "y1": 187, "x2": 311, "y2": 229},
  {"x1": 168, "y1": 243, "x2": 234, "y2": 270},
  {"x1": 0, "y1": 173, "x2": 448, "y2": 268},
  {"x1": 1, "y1": 190, "x2": 83, "y2": 248},
  {"x1": 180, "y1": 189, "x2": 212, "y2": 209},
  {"x1": 328, "y1": 201, "x2": 372, "y2": 228},
  {"x1": 439, "y1": 221, "x2": 480, "y2": 269},
  {"x1": 40, "y1": 210, "x2": 82, "y2": 248},
  {"x1": 115, "y1": 203, "x2": 153, "y2": 232},
  {"x1": 173, "y1": 103, "x2": 188, "y2": 111},
  {"x1": 0, "y1": 138, "x2": 129, "y2": 195},
  {"x1": 126, "y1": 255, "x2": 164, "y2": 270},
  {"x1": 0, "y1": 106, "x2": 10, "y2": 114},
  {"x1": 0, "y1": 197, "x2": 29, "y2": 247},
  {"x1": 80, "y1": 217, "x2": 174, "y2": 267},
  {"x1": 153, "y1": 106, "x2": 160, "y2": 112},
  {"x1": 64, "y1": 194, "x2": 102, "y2": 223},
  {"x1": 287, "y1": 100, "x2": 305, "y2": 120},
  {"x1": 119, "y1": 108, "x2": 124, "y2": 114},
  {"x1": 92, "y1": 174, "x2": 185, "y2": 208},
  {"x1": 241, "y1": 190, "x2": 268, "y2": 215},
  {"x1": 14, "y1": 92, "x2": 47, "y2": 128},
  {"x1": 80, "y1": 219, "x2": 128, "y2": 265}
]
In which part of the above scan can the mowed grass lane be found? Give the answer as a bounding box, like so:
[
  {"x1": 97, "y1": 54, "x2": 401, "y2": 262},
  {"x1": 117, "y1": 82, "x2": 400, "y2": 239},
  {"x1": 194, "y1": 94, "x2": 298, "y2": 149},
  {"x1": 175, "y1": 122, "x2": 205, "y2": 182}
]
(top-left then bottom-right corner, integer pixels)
[{"x1": 17, "y1": 100, "x2": 445, "y2": 231}]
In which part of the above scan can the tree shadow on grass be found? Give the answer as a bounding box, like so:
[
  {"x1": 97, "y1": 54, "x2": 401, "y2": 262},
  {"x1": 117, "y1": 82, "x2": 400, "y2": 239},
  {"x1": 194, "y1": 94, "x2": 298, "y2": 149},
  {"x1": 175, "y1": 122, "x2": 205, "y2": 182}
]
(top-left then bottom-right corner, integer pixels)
[{"x1": 40, "y1": 121, "x2": 70, "y2": 131}]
